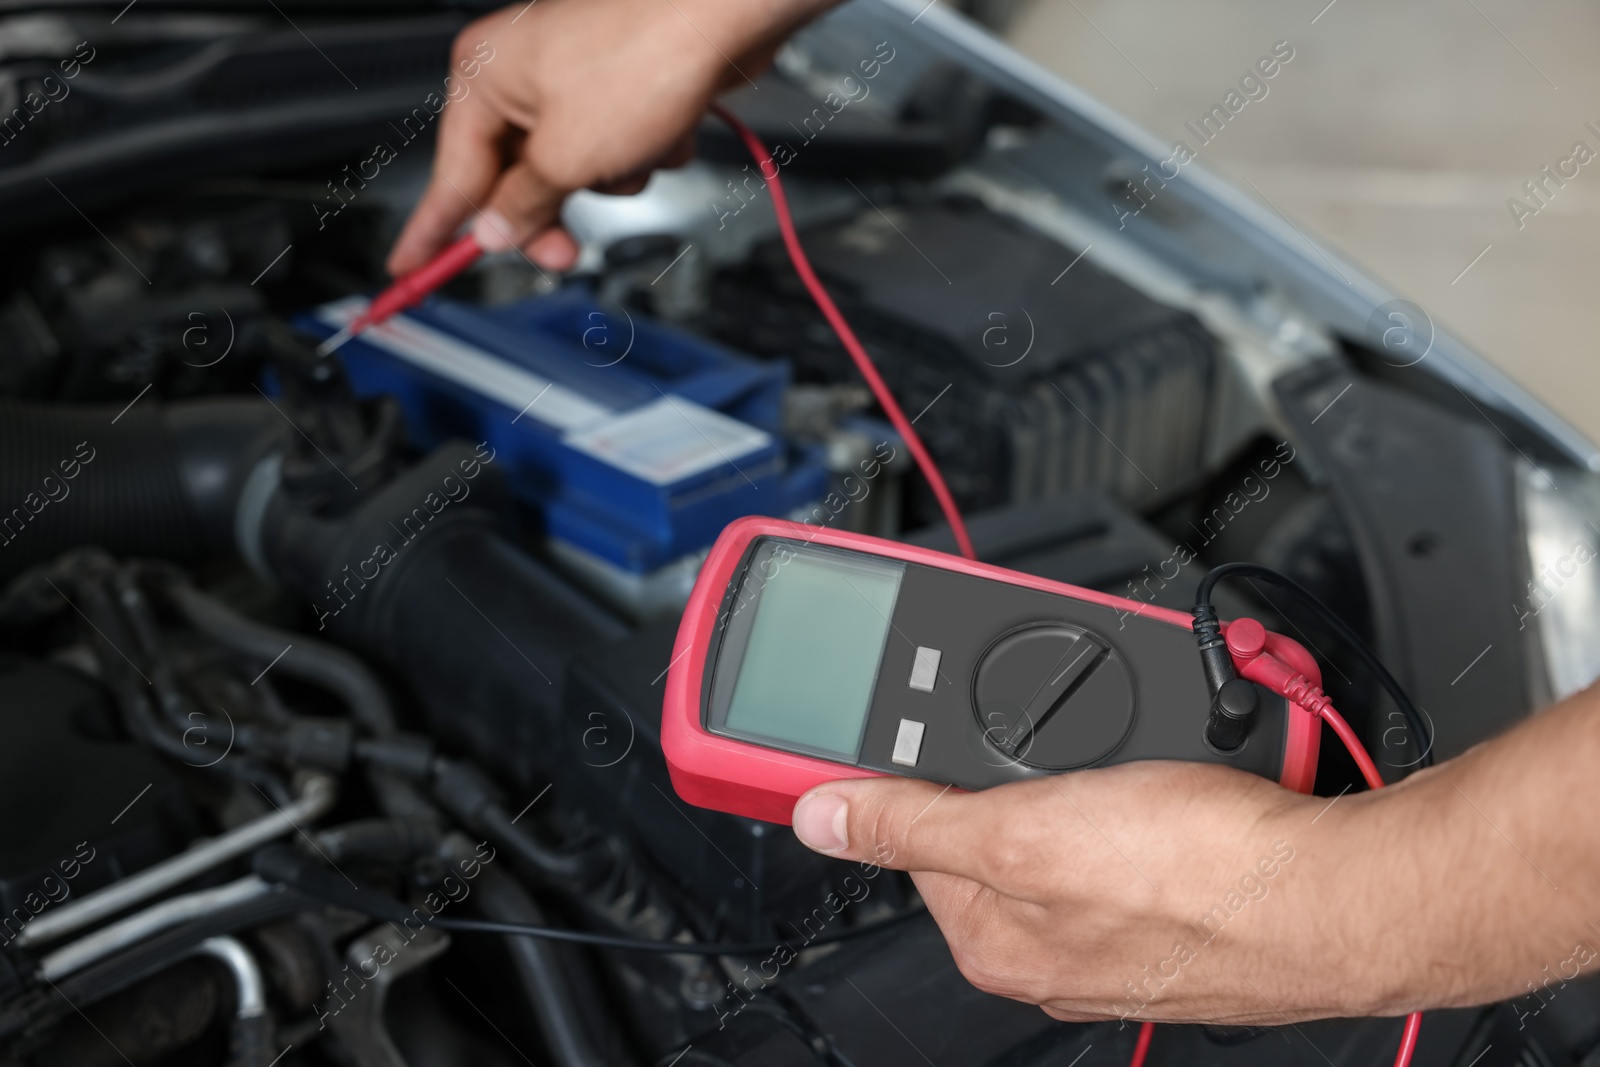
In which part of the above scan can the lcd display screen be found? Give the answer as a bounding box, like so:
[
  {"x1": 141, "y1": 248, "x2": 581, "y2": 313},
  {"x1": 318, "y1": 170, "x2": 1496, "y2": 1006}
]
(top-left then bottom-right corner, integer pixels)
[{"x1": 715, "y1": 539, "x2": 904, "y2": 760}]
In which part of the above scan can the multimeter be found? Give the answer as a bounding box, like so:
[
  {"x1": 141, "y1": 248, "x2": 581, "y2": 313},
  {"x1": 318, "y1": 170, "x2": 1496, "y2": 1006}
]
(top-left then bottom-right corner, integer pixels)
[{"x1": 663, "y1": 517, "x2": 1322, "y2": 824}]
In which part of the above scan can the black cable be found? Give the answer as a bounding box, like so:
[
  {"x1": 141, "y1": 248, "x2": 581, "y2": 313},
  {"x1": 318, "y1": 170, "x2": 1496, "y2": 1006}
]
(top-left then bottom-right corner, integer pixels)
[
  {"x1": 419, "y1": 910, "x2": 924, "y2": 955},
  {"x1": 1195, "y1": 562, "x2": 1433, "y2": 768},
  {"x1": 255, "y1": 845, "x2": 924, "y2": 957}
]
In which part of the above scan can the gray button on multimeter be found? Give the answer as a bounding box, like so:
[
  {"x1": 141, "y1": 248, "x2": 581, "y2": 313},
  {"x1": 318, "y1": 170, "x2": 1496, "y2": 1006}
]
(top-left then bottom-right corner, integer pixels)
[
  {"x1": 908, "y1": 646, "x2": 941, "y2": 692},
  {"x1": 891, "y1": 719, "x2": 926, "y2": 766}
]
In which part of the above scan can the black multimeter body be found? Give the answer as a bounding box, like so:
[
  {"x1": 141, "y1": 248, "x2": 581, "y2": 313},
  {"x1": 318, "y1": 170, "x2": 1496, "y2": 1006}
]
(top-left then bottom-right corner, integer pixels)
[{"x1": 664, "y1": 520, "x2": 1315, "y2": 824}]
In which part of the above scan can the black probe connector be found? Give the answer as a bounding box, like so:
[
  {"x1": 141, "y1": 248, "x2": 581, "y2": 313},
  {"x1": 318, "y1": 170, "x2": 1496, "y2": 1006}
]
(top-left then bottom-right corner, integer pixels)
[{"x1": 1193, "y1": 601, "x2": 1259, "y2": 752}]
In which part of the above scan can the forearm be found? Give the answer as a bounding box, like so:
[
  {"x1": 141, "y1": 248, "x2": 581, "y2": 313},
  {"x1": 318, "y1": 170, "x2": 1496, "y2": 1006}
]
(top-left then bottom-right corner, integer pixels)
[{"x1": 1303, "y1": 683, "x2": 1600, "y2": 1015}]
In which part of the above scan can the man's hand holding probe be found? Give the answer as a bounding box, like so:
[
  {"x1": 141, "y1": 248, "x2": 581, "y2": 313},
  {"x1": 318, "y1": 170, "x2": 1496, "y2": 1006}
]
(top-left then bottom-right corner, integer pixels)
[{"x1": 388, "y1": 0, "x2": 838, "y2": 278}]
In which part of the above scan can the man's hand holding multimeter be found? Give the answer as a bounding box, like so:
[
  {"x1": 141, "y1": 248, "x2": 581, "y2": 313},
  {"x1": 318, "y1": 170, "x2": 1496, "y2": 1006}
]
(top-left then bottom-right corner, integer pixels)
[
  {"x1": 786, "y1": 759, "x2": 1339, "y2": 1026},
  {"x1": 662, "y1": 516, "x2": 1442, "y2": 1056},
  {"x1": 660, "y1": 516, "x2": 1386, "y2": 1026}
]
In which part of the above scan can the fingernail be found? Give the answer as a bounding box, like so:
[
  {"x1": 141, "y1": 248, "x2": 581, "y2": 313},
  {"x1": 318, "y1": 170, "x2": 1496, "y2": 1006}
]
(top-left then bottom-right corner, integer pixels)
[
  {"x1": 472, "y1": 209, "x2": 516, "y2": 252},
  {"x1": 793, "y1": 793, "x2": 848, "y2": 852}
]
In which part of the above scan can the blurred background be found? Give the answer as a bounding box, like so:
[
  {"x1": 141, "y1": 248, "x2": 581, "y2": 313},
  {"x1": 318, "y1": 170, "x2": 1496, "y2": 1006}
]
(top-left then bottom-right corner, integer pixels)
[{"x1": 969, "y1": 0, "x2": 1600, "y2": 442}]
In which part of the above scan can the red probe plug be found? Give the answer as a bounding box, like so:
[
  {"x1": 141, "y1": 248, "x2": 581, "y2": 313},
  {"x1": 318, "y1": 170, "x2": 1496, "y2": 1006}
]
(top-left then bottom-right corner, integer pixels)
[
  {"x1": 1225, "y1": 618, "x2": 1333, "y2": 718},
  {"x1": 317, "y1": 233, "x2": 485, "y2": 356},
  {"x1": 1226, "y1": 618, "x2": 1385, "y2": 788}
]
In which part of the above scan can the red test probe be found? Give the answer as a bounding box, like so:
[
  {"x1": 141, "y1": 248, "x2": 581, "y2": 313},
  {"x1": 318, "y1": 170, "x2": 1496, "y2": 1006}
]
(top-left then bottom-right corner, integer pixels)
[{"x1": 316, "y1": 232, "x2": 485, "y2": 356}]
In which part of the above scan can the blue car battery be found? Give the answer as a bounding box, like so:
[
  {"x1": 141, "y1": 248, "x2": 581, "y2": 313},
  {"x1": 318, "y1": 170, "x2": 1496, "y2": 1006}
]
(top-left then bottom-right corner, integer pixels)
[{"x1": 297, "y1": 288, "x2": 829, "y2": 573}]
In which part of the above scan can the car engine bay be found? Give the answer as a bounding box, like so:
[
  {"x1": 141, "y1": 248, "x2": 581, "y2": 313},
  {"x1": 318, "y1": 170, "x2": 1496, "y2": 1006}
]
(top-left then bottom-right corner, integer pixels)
[{"x1": 2, "y1": 4, "x2": 1600, "y2": 1066}]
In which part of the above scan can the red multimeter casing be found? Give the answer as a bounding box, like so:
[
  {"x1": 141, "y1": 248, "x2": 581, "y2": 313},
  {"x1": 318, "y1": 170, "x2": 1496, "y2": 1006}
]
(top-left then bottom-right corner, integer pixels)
[{"x1": 663, "y1": 518, "x2": 1321, "y2": 824}]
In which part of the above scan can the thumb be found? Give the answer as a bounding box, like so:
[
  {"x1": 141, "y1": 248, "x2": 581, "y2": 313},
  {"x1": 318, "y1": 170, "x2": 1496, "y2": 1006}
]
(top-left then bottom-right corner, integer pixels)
[{"x1": 791, "y1": 777, "x2": 985, "y2": 877}]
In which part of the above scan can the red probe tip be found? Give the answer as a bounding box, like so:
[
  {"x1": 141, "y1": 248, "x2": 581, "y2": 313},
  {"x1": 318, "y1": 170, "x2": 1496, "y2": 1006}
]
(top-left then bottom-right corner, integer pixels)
[{"x1": 319, "y1": 232, "x2": 485, "y2": 357}]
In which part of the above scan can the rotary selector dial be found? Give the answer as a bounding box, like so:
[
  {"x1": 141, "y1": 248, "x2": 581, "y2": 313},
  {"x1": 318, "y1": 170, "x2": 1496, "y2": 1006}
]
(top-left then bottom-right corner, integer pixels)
[{"x1": 972, "y1": 623, "x2": 1134, "y2": 769}]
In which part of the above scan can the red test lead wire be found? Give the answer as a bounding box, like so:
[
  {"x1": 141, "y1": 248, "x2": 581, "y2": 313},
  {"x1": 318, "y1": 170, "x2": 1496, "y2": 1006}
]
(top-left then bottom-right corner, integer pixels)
[
  {"x1": 318, "y1": 232, "x2": 485, "y2": 356},
  {"x1": 1225, "y1": 623, "x2": 1424, "y2": 1067},
  {"x1": 1127, "y1": 623, "x2": 1422, "y2": 1067},
  {"x1": 710, "y1": 101, "x2": 1403, "y2": 1063},
  {"x1": 1128, "y1": 1020, "x2": 1155, "y2": 1067},
  {"x1": 710, "y1": 104, "x2": 978, "y2": 561}
]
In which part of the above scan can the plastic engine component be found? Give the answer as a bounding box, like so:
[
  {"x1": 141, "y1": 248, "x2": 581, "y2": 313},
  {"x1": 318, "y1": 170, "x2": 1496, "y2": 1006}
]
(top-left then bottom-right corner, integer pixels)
[
  {"x1": 0, "y1": 663, "x2": 197, "y2": 946},
  {"x1": 297, "y1": 288, "x2": 829, "y2": 572},
  {"x1": 704, "y1": 198, "x2": 1214, "y2": 519}
]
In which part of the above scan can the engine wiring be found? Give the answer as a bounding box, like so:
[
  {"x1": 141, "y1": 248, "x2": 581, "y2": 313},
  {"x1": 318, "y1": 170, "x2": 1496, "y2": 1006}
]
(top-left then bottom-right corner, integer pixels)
[
  {"x1": 710, "y1": 104, "x2": 978, "y2": 561},
  {"x1": 255, "y1": 844, "x2": 927, "y2": 956}
]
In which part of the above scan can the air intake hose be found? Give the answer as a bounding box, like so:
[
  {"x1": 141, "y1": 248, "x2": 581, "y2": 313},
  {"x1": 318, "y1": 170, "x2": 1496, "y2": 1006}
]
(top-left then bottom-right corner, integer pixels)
[
  {"x1": 257, "y1": 440, "x2": 630, "y2": 790},
  {"x1": 0, "y1": 398, "x2": 628, "y2": 795},
  {"x1": 0, "y1": 400, "x2": 285, "y2": 584}
]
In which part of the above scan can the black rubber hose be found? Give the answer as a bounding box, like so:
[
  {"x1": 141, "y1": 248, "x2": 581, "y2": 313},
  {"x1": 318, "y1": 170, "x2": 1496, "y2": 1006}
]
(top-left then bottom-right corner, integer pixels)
[
  {"x1": 443, "y1": 836, "x2": 625, "y2": 1067},
  {"x1": 166, "y1": 581, "x2": 398, "y2": 736},
  {"x1": 75, "y1": 565, "x2": 293, "y2": 804},
  {"x1": 0, "y1": 400, "x2": 284, "y2": 586},
  {"x1": 315, "y1": 817, "x2": 441, "y2": 866},
  {"x1": 480, "y1": 804, "x2": 608, "y2": 886},
  {"x1": 257, "y1": 441, "x2": 628, "y2": 793},
  {"x1": 164, "y1": 579, "x2": 446, "y2": 820},
  {"x1": 115, "y1": 568, "x2": 212, "y2": 736},
  {"x1": 431, "y1": 758, "x2": 600, "y2": 886},
  {"x1": 70, "y1": 572, "x2": 196, "y2": 764},
  {"x1": 162, "y1": 579, "x2": 449, "y2": 820}
]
